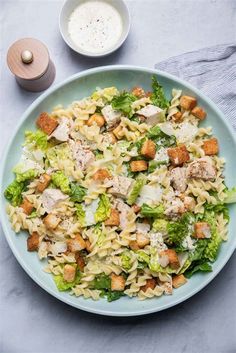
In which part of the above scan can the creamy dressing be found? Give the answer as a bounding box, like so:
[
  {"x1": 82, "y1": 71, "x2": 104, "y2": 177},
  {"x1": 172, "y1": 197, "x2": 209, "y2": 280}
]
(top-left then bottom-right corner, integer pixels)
[{"x1": 68, "y1": 1, "x2": 123, "y2": 54}]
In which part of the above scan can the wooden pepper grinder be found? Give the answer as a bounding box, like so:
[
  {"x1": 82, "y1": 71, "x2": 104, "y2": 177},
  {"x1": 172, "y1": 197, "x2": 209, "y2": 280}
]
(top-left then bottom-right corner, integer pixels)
[{"x1": 7, "y1": 38, "x2": 56, "y2": 92}]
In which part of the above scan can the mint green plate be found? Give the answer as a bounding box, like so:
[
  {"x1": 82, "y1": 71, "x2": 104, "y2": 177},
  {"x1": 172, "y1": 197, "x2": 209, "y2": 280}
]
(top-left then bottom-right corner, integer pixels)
[{"x1": 1, "y1": 66, "x2": 235, "y2": 316}]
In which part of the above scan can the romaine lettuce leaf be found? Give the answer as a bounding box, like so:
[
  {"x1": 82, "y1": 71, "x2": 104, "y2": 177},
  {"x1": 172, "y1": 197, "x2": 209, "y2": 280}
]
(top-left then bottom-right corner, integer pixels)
[
  {"x1": 140, "y1": 204, "x2": 164, "y2": 218},
  {"x1": 14, "y1": 168, "x2": 38, "y2": 183},
  {"x1": 167, "y1": 213, "x2": 195, "y2": 246},
  {"x1": 151, "y1": 76, "x2": 170, "y2": 109},
  {"x1": 121, "y1": 251, "x2": 132, "y2": 271},
  {"x1": 46, "y1": 143, "x2": 72, "y2": 168},
  {"x1": 147, "y1": 125, "x2": 176, "y2": 147},
  {"x1": 4, "y1": 180, "x2": 26, "y2": 206},
  {"x1": 185, "y1": 262, "x2": 212, "y2": 278},
  {"x1": 25, "y1": 130, "x2": 48, "y2": 151},
  {"x1": 76, "y1": 204, "x2": 86, "y2": 227},
  {"x1": 225, "y1": 187, "x2": 236, "y2": 204},
  {"x1": 111, "y1": 92, "x2": 136, "y2": 118},
  {"x1": 127, "y1": 176, "x2": 146, "y2": 205},
  {"x1": 69, "y1": 183, "x2": 87, "y2": 203},
  {"x1": 51, "y1": 171, "x2": 71, "y2": 194},
  {"x1": 137, "y1": 250, "x2": 150, "y2": 265},
  {"x1": 204, "y1": 203, "x2": 229, "y2": 220},
  {"x1": 95, "y1": 194, "x2": 111, "y2": 223},
  {"x1": 152, "y1": 219, "x2": 168, "y2": 233},
  {"x1": 53, "y1": 267, "x2": 81, "y2": 291}
]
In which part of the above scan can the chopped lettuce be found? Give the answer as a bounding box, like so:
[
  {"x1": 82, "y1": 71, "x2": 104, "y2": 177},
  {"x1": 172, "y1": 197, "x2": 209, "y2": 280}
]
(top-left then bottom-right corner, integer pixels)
[
  {"x1": 148, "y1": 160, "x2": 167, "y2": 173},
  {"x1": 53, "y1": 266, "x2": 81, "y2": 291},
  {"x1": 140, "y1": 203, "x2": 164, "y2": 218},
  {"x1": 111, "y1": 92, "x2": 136, "y2": 118},
  {"x1": 25, "y1": 130, "x2": 48, "y2": 151},
  {"x1": 95, "y1": 194, "x2": 111, "y2": 223},
  {"x1": 137, "y1": 250, "x2": 150, "y2": 265},
  {"x1": 51, "y1": 171, "x2": 71, "y2": 194},
  {"x1": 147, "y1": 125, "x2": 176, "y2": 147},
  {"x1": 106, "y1": 291, "x2": 124, "y2": 302},
  {"x1": 4, "y1": 180, "x2": 26, "y2": 206},
  {"x1": 27, "y1": 210, "x2": 37, "y2": 218},
  {"x1": 46, "y1": 143, "x2": 72, "y2": 169},
  {"x1": 149, "y1": 256, "x2": 176, "y2": 274},
  {"x1": 121, "y1": 251, "x2": 132, "y2": 271},
  {"x1": 152, "y1": 219, "x2": 168, "y2": 233},
  {"x1": 127, "y1": 175, "x2": 146, "y2": 205},
  {"x1": 225, "y1": 187, "x2": 236, "y2": 204},
  {"x1": 167, "y1": 213, "x2": 195, "y2": 246},
  {"x1": 204, "y1": 203, "x2": 229, "y2": 220},
  {"x1": 75, "y1": 204, "x2": 86, "y2": 227},
  {"x1": 90, "y1": 273, "x2": 125, "y2": 302},
  {"x1": 14, "y1": 168, "x2": 38, "y2": 183},
  {"x1": 185, "y1": 262, "x2": 212, "y2": 278},
  {"x1": 69, "y1": 183, "x2": 87, "y2": 202},
  {"x1": 151, "y1": 76, "x2": 170, "y2": 109}
]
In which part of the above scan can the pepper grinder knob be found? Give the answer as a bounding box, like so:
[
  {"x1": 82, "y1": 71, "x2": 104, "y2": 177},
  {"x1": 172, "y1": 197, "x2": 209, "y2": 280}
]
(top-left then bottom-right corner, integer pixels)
[{"x1": 21, "y1": 50, "x2": 34, "y2": 64}]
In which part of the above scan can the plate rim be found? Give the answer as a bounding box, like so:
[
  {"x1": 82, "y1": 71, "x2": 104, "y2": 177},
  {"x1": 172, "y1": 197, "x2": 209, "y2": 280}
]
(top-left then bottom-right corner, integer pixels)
[{"x1": 1, "y1": 65, "x2": 236, "y2": 317}]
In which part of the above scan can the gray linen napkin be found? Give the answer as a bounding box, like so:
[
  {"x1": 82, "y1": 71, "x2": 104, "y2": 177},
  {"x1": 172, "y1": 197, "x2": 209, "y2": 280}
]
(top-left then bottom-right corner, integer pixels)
[{"x1": 155, "y1": 43, "x2": 236, "y2": 129}]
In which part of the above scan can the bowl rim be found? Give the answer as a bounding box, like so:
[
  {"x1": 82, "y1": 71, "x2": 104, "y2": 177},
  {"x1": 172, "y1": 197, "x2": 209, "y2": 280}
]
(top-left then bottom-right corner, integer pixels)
[
  {"x1": 59, "y1": 0, "x2": 131, "y2": 57},
  {"x1": 1, "y1": 65, "x2": 236, "y2": 317}
]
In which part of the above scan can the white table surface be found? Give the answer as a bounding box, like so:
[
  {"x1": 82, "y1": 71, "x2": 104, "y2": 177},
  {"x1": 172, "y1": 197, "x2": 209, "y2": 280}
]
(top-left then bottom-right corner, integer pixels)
[{"x1": 0, "y1": 1, "x2": 236, "y2": 352}]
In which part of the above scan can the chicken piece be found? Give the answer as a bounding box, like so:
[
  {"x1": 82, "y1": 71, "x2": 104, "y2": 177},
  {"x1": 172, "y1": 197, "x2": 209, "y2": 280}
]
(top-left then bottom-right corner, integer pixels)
[
  {"x1": 202, "y1": 138, "x2": 219, "y2": 156},
  {"x1": 164, "y1": 198, "x2": 185, "y2": 218},
  {"x1": 102, "y1": 132, "x2": 117, "y2": 145},
  {"x1": 36, "y1": 173, "x2": 51, "y2": 193},
  {"x1": 63, "y1": 264, "x2": 76, "y2": 283},
  {"x1": 136, "y1": 232, "x2": 150, "y2": 248},
  {"x1": 67, "y1": 234, "x2": 86, "y2": 252},
  {"x1": 41, "y1": 188, "x2": 68, "y2": 213},
  {"x1": 136, "y1": 222, "x2": 150, "y2": 234},
  {"x1": 172, "y1": 111, "x2": 183, "y2": 122},
  {"x1": 160, "y1": 249, "x2": 180, "y2": 269},
  {"x1": 72, "y1": 142, "x2": 95, "y2": 171},
  {"x1": 110, "y1": 274, "x2": 125, "y2": 291},
  {"x1": 167, "y1": 145, "x2": 190, "y2": 166},
  {"x1": 129, "y1": 240, "x2": 140, "y2": 251},
  {"x1": 172, "y1": 274, "x2": 187, "y2": 288},
  {"x1": 132, "y1": 204, "x2": 141, "y2": 213},
  {"x1": 112, "y1": 124, "x2": 123, "y2": 139},
  {"x1": 49, "y1": 118, "x2": 70, "y2": 141},
  {"x1": 136, "y1": 184, "x2": 162, "y2": 206},
  {"x1": 92, "y1": 168, "x2": 110, "y2": 181},
  {"x1": 170, "y1": 167, "x2": 187, "y2": 192},
  {"x1": 104, "y1": 209, "x2": 120, "y2": 226},
  {"x1": 20, "y1": 198, "x2": 34, "y2": 215},
  {"x1": 107, "y1": 176, "x2": 133, "y2": 198},
  {"x1": 137, "y1": 104, "x2": 164, "y2": 126},
  {"x1": 140, "y1": 278, "x2": 156, "y2": 292},
  {"x1": 87, "y1": 113, "x2": 105, "y2": 127},
  {"x1": 101, "y1": 105, "x2": 121, "y2": 130},
  {"x1": 193, "y1": 222, "x2": 211, "y2": 239},
  {"x1": 140, "y1": 139, "x2": 156, "y2": 159},
  {"x1": 75, "y1": 252, "x2": 86, "y2": 271},
  {"x1": 43, "y1": 214, "x2": 61, "y2": 230},
  {"x1": 158, "y1": 252, "x2": 170, "y2": 268},
  {"x1": 115, "y1": 199, "x2": 133, "y2": 230},
  {"x1": 183, "y1": 196, "x2": 196, "y2": 212},
  {"x1": 186, "y1": 157, "x2": 216, "y2": 180},
  {"x1": 27, "y1": 232, "x2": 40, "y2": 252},
  {"x1": 36, "y1": 112, "x2": 58, "y2": 135},
  {"x1": 191, "y1": 106, "x2": 206, "y2": 120},
  {"x1": 180, "y1": 95, "x2": 197, "y2": 111},
  {"x1": 130, "y1": 160, "x2": 148, "y2": 172},
  {"x1": 131, "y1": 86, "x2": 145, "y2": 97}
]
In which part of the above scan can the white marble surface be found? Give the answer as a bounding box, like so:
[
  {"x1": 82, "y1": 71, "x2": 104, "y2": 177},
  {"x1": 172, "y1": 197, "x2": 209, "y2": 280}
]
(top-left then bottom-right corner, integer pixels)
[{"x1": 0, "y1": 1, "x2": 236, "y2": 352}]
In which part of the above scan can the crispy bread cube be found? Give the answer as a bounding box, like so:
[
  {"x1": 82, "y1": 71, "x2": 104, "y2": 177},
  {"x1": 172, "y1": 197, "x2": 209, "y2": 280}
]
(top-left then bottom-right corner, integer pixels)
[
  {"x1": 67, "y1": 234, "x2": 86, "y2": 252},
  {"x1": 136, "y1": 232, "x2": 150, "y2": 248},
  {"x1": 191, "y1": 106, "x2": 206, "y2": 120},
  {"x1": 131, "y1": 86, "x2": 145, "y2": 97},
  {"x1": 141, "y1": 139, "x2": 156, "y2": 159},
  {"x1": 87, "y1": 113, "x2": 105, "y2": 127},
  {"x1": 140, "y1": 278, "x2": 156, "y2": 292},
  {"x1": 167, "y1": 145, "x2": 190, "y2": 166},
  {"x1": 112, "y1": 124, "x2": 123, "y2": 139},
  {"x1": 130, "y1": 160, "x2": 148, "y2": 172},
  {"x1": 132, "y1": 204, "x2": 141, "y2": 213},
  {"x1": 172, "y1": 274, "x2": 187, "y2": 288},
  {"x1": 63, "y1": 264, "x2": 76, "y2": 283},
  {"x1": 93, "y1": 168, "x2": 110, "y2": 181},
  {"x1": 111, "y1": 274, "x2": 125, "y2": 291},
  {"x1": 85, "y1": 240, "x2": 92, "y2": 253},
  {"x1": 129, "y1": 240, "x2": 140, "y2": 251},
  {"x1": 104, "y1": 209, "x2": 120, "y2": 226},
  {"x1": 75, "y1": 252, "x2": 86, "y2": 271},
  {"x1": 161, "y1": 249, "x2": 180, "y2": 269},
  {"x1": 36, "y1": 174, "x2": 51, "y2": 193},
  {"x1": 36, "y1": 112, "x2": 58, "y2": 135},
  {"x1": 20, "y1": 198, "x2": 34, "y2": 215},
  {"x1": 172, "y1": 111, "x2": 183, "y2": 122},
  {"x1": 194, "y1": 222, "x2": 211, "y2": 239},
  {"x1": 27, "y1": 232, "x2": 39, "y2": 252},
  {"x1": 202, "y1": 138, "x2": 219, "y2": 156},
  {"x1": 180, "y1": 95, "x2": 197, "y2": 111},
  {"x1": 43, "y1": 214, "x2": 61, "y2": 230}
]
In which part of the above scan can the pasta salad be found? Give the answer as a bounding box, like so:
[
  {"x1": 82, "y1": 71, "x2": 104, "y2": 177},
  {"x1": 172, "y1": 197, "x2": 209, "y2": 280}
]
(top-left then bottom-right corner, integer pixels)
[{"x1": 5, "y1": 77, "x2": 236, "y2": 301}]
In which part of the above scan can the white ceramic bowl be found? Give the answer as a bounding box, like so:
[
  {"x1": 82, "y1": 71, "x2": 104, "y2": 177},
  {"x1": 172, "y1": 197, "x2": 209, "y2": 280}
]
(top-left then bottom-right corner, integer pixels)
[{"x1": 59, "y1": 0, "x2": 131, "y2": 57}]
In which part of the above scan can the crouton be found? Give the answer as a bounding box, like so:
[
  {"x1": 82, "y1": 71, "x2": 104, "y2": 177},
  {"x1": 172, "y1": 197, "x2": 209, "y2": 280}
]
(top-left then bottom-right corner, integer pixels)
[
  {"x1": 87, "y1": 113, "x2": 105, "y2": 127},
  {"x1": 194, "y1": 222, "x2": 211, "y2": 239},
  {"x1": 131, "y1": 86, "x2": 145, "y2": 97},
  {"x1": 85, "y1": 240, "x2": 92, "y2": 253},
  {"x1": 93, "y1": 168, "x2": 110, "y2": 181},
  {"x1": 172, "y1": 274, "x2": 187, "y2": 289},
  {"x1": 36, "y1": 112, "x2": 58, "y2": 135},
  {"x1": 136, "y1": 232, "x2": 150, "y2": 248},
  {"x1": 167, "y1": 145, "x2": 190, "y2": 166},
  {"x1": 36, "y1": 173, "x2": 51, "y2": 193},
  {"x1": 110, "y1": 274, "x2": 125, "y2": 291},
  {"x1": 130, "y1": 160, "x2": 148, "y2": 172},
  {"x1": 67, "y1": 234, "x2": 86, "y2": 252},
  {"x1": 180, "y1": 95, "x2": 197, "y2": 111},
  {"x1": 172, "y1": 111, "x2": 183, "y2": 122},
  {"x1": 161, "y1": 249, "x2": 180, "y2": 269},
  {"x1": 191, "y1": 106, "x2": 206, "y2": 120},
  {"x1": 202, "y1": 138, "x2": 219, "y2": 156},
  {"x1": 27, "y1": 231, "x2": 39, "y2": 252},
  {"x1": 75, "y1": 252, "x2": 86, "y2": 271},
  {"x1": 132, "y1": 204, "x2": 141, "y2": 213},
  {"x1": 104, "y1": 209, "x2": 120, "y2": 226},
  {"x1": 140, "y1": 278, "x2": 156, "y2": 292},
  {"x1": 63, "y1": 264, "x2": 76, "y2": 283},
  {"x1": 112, "y1": 124, "x2": 123, "y2": 139},
  {"x1": 20, "y1": 198, "x2": 34, "y2": 215},
  {"x1": 140, "y1": 139, "x2": 156, "y2": 159},
  {"x1": 129, "y1": 240, "x2": 140, "y2": 251},
  {"x1": 43, "y1": 214, "x2": 61, "y2": 230}
]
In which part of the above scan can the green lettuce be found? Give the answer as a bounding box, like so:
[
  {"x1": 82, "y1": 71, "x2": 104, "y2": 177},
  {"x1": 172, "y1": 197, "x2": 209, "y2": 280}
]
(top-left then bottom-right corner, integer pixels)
[
  {"x1": 14, "y1": 168, "x2": 38, "y2": 183},
  {"x1": 90, "y1": 273, "x2": 125, "y2": 302},
  {"x1": 25, "y1": 130, "x2": 48, "y2": 151},
  {"x1": 27, "y1": 210, "x2": 37, "y2": 219},
  {"x1": 46, "y1": 143, "x2": 72, "y2": 168},
  {"x1": 137, "y1": 250, "x2": 150, "y2": 265},
  {"x1": 4, "y1": 180, "x2": 26, "y2": 206},
  {"x1": 127, "y1": 176, "x2": 146, "y2": 205},
  {"x1": 69, "y1": 183, "x2": 87, "y2": 202},
  {"x1": 95, "y1": 194, "x2": 111, "y2": 223},
  {"x1": 185, "y1": 262, "x2": 212, "y2": 278},
  {"x1": 53, "y1": 266, "x2": 81, "y2": 291},
  {"x1": 204, "y1": 203, "x2": 229, "y2": 220},
  {"x1": 111, "y1": 92, "x2": 136, "y2": 118},
  {"x1": 148, "y1": 160, "x2": 167, "y2": 173},
  {"x1": 225, "y1": 187, "x2": 236, "y2": 204},
  {"x1": 51, "y1": 171, "x2": 71, "y2": 194},
  {"x1": 152, "y1": 219, "x2": 168, "y2": 233},
  {"x1": 167, "y1": 213, "x2": 195, "y2": 246},
  {"x1": 76, "y1": 204, "x2": 86, "y2": 227},
  {"x1": 147, "y1": 125, "x2": 176, "y2": 147},
  {"x1": 140, "y1": 204, "x2": 164, "y2": 218},
  {"x1": 149, "y1": 255, "x2": 176, "y2": 274},
  {"x1": 151, "y1": 76, "x2": 170, "y2": 109},
  {"x1": 106, "y1": 291, "x2": 124, "y2": 302},
  {"x1": 121, "y1": 251, "x2": 132, "y2": 271}
]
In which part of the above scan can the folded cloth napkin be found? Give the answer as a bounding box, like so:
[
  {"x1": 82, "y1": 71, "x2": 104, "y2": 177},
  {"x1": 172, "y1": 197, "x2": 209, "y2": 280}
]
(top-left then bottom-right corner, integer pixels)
[{"x1": 155, "y1": 43, "x2": 236, "y2": 129}]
